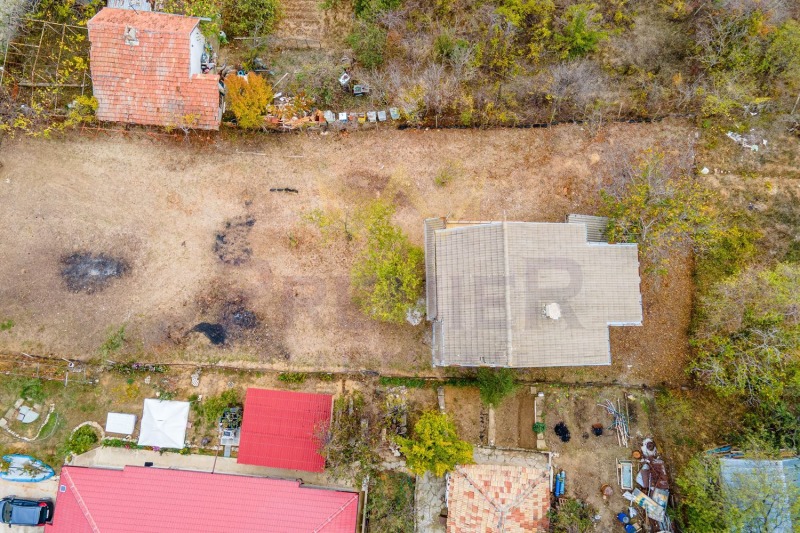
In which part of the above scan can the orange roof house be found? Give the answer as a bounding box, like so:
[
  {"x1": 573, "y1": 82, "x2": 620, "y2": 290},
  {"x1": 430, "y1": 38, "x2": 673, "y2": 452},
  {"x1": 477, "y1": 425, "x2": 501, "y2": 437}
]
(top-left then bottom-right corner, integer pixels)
[
  {"x1": 446, "y1": 464, "x2": 551, "y2": 533},
  {"x1": 87, "y1": 8, "x2": 222, "y2": 130}
]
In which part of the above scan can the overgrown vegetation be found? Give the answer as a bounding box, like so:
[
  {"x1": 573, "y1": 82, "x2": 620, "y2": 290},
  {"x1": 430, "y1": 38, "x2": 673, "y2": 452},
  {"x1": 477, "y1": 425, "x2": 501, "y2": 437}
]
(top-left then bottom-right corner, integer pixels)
[
  {"x1": 676, "y1": 451, "x2": 800, "y2": 532},
  {"x1": 311, "y1": 0, "x2": 800, "y2": 128},
  {"x1": 320, "y1": 392, "x2": 379, "y2": 480},
  {"x1": 548, "y1": 498, "x2": 597, "y2": 533},
  {"x1": 396, "y1": 411, "x2": 473, "y2": 476},
  {"x1": 191, "y1": 388, "x2": 242, "y2": 427},
  {"x1": 351, "y1": 201, "x2": 424, "y2": 324},
  {"x1": 691, "y1": 262, "x2": 800, "y2": 406},
  {"x1": 475, "y1": 367, "x2": 518, "y2": 407},
  {"x1": 277, "y1": 372, "x2": 307, "y2": 384},
  {"x1": 366, "y1": 472, "x2": 415, "y2": 533}
]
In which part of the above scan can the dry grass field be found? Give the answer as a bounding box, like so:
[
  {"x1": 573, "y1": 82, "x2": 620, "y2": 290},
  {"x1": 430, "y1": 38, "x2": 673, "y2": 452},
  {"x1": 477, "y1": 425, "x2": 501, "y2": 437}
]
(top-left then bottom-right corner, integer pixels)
[{"x1": 0, "y1": 121, "x2": 695, "y2": 384}]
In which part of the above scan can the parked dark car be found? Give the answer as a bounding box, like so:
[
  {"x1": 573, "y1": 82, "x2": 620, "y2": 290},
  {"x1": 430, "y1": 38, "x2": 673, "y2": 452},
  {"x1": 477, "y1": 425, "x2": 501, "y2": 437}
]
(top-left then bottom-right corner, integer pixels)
[{"x1": 0, "y1": 496, "x2": 53, "y2": 526}]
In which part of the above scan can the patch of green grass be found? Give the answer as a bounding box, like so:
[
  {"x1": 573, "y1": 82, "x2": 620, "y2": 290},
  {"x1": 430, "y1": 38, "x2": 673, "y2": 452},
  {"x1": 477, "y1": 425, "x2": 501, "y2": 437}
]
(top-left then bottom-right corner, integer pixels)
[
  {"x1": 0, "y1": 319, "x2": 14, "y2": 331},
  {"x1": 20, "y1": 378, "x2": 46, "y2": 403},
  {"x1": 278, "y1": 372, "x2": 307, "y2": 384},
  {"x1": 99, "y1": 326, "x2": 126, "y2": 357},
  {"x1": 379, "y1": 376, "x2": 429, "y2": 388}
]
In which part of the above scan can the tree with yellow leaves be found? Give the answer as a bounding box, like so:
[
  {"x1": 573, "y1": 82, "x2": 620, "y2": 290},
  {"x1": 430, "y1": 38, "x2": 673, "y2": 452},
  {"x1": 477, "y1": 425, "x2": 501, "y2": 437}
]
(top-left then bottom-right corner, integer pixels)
[{"x1": 224, "y1": 73, "x2": 273, "y2": 129}]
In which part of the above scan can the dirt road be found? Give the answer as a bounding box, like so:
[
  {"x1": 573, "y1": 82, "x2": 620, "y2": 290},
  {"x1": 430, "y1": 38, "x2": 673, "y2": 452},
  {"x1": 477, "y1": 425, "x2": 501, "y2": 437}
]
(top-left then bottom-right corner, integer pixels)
[{"x1": 0, "y1": 122, "x2": 695, "y2": 384}]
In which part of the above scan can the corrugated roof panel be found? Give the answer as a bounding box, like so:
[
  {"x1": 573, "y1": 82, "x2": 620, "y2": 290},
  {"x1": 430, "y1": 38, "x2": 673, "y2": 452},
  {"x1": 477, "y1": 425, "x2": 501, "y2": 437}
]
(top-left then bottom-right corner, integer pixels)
[
  {"x1": 567, "y1": 214, "x2": 610, "y2": 243},
  {"x1": 46, "y1": 465, "x2": 358, "y2": 533},
  {"x1": 237, "y1": 388, "x2": 332, "y2": 472}
]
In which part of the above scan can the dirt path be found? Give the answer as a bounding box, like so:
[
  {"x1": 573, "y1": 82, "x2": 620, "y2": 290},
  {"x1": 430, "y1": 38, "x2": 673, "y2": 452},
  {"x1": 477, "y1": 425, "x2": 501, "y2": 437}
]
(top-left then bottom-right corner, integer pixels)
[{"x1": 0, "y1": 122, "x2": 694, "y2": 384}]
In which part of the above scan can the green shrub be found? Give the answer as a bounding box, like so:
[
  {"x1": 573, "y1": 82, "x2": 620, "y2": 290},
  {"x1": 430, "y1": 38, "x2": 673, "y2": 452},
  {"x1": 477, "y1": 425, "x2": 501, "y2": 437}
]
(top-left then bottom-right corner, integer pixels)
[
  {"x1": 476, "y1": 368, "x2": 518, "y2": 407},
  {"x1": 351, "y1": 201, "x2": 424, "y2": 324},
  {"x1": 1, "y1": 319, "x2": 15, "y2": 331},
  {"x1": 764, "y1": 19, "x2": 800, "y2": 90},
  {"x1": 352, "y1": 0, "x2": 401, "y2": 20},
  {"x1": 346, "y1": 21, "x2": 388, "y2": 69},
  {"x1": 222, "y1": 0, "x2": 282, "y2": 37},
  {"x1": 554, "y1": 3, "x2": 607, "y2": 59},
  {"x1": 396, "y1": 411, "x2": 473, "y2": 476},
  {"x1": 533, "y1": 422, "x2": 546, "y2": 434},
  {"x1": 66, "y1": 426, "x2": 99, "y2": 455}
]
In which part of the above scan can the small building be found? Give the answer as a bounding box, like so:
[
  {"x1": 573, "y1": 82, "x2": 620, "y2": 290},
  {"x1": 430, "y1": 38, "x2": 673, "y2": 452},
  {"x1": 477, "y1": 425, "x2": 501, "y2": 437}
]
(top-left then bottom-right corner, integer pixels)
[
  {"x1": 720, "y1": 457, "x2": 799, "y2": 532},
  {"x1": 87, "y1": 8, "x2": 222, "y2": 130},
  {"x1": 446, "y1": 464, "x2": 550, "y2": 532},
  {"x1": 46, "y1": 465, "x2": 359, "y2": 532},
  {"x1": 237, "y1": 388, "x2": 333, "y2": 472},
  {"x1": 424, "y1": 217, "x2": 643, "y2": 367}
]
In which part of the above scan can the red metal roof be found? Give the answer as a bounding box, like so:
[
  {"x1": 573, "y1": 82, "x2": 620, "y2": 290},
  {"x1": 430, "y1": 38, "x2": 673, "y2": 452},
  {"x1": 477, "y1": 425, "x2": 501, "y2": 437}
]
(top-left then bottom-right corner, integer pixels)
[
  {"x1": 237, "y1": 389, "x2": 333, "y2": 472},
  {"x1": 87, "y1": 8, "x2": 221, "y2": 130},
  {"x1": 46, "y1": 465, "x2": 359, "y2": 533}
]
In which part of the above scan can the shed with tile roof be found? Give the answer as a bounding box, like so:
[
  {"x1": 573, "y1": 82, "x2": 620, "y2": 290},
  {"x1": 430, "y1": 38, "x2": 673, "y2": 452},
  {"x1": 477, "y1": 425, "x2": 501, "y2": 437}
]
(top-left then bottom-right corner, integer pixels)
[
  {"x1": 237, "y1": 388, "x2": 333, "y2": 472},
  {"x1": 446, "y1": 464, "x2": 550, "y2": 533},
  {"x1": 87, "y1": 8, "x2": 222, "y2": 130},
  {"x1": 425, "y1": 218, "x2": 643, "y2": 367},
  {"x1": 46, "y1": 465, "x2": 359, "y2": 533}
]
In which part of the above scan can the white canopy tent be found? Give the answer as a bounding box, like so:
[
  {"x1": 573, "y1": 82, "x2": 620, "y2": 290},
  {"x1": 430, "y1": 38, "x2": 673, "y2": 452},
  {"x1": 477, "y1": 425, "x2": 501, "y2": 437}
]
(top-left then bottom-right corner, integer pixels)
[{"x1": 138, "y1": 399, "x2": 190, "y2": 448}]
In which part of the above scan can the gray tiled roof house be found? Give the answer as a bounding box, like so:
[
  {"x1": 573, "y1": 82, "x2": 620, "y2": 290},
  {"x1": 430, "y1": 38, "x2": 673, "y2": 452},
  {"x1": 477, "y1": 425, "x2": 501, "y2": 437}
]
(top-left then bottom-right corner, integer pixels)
[{"x1": 424, "y1": 218, "x2": 643, "y2": 367}]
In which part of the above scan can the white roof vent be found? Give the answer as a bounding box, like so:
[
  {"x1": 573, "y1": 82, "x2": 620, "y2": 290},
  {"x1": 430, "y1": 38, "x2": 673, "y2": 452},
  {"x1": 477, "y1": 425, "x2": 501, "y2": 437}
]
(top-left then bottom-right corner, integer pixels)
[{"x1": 544, "y1": 303, "x2": 562, "y2": 320}]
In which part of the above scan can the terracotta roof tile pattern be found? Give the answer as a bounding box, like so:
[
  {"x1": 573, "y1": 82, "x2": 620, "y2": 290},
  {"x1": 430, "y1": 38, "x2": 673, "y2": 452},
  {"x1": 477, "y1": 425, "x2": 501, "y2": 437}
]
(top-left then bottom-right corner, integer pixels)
[
  {"x1": 87, "y1": 8, "x2": 220, "y2": 130},
  {"x1": 447, "y1": 464, "x2": 550, "y2": 533},
  {"x1": 237, "y1": 388, "x2": 333, "y2": 472},
  {"x1": 46, "y1": 465, "x2": 359, "y2": 533}
]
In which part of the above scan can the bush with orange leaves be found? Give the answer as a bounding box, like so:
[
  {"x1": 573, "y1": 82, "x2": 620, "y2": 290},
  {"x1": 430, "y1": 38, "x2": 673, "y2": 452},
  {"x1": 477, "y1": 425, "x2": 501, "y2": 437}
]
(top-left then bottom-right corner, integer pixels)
[{"x1": 224, "y1": 73, "x2": 273, "y2": 129}]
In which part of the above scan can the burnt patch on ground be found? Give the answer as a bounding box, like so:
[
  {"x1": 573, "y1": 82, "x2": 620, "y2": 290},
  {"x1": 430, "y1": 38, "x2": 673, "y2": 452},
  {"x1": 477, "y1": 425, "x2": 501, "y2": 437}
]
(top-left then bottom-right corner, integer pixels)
[
  {"x1": 192, "y1": 322, "x2": 226, "y2": 345},
  {"x1": 60, "y1": 253, "x2": 128, "y2": 293},
  {"x1": 214, "y1": 216, "x2": 255, "y2": 265},
  {"x1": 225, "y1": 307, "x2": 258, "y2": 329}
]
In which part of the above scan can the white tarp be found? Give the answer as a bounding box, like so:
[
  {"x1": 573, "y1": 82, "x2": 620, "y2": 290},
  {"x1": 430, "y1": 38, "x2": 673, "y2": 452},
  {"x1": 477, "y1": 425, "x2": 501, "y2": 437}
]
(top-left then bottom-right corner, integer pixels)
[
  {"x1": 106, "y1": 412, "x2": 136, "y2": 435},
  {"x1": 137, "y1": 399, "x2": 189, "y2": 448}
]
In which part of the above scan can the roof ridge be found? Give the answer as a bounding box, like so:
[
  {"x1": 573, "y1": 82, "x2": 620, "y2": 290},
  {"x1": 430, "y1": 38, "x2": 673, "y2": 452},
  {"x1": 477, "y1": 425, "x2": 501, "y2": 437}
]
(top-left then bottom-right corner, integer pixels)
[
  {"x1": 312, "y1": 492, "x2": 359, "y2": 532},
  {"x1": 502, "y1": 221, "x2": 514, "y2": 366},
  {"x1": 456, "y1": 466, "x2": 546, "y2": 532},
  {"x1": 62, "y1": 468, "x2": 102, "y2": 533}
]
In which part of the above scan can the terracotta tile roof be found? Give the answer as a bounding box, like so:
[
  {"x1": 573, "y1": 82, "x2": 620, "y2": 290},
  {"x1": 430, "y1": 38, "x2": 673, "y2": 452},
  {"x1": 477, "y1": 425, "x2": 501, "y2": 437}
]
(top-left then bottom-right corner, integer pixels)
[
  {"x1": 87, "y1": 8, "x2": 221, "y2": 130},
  {"x1": 46, "y1": 465, "x2": 359, "y2": 533},
  {"x1": 237, "y1": 388, "x2": 332, "y2": 472},
  {"x1": 446, "y1": 464, "x2": 550, "y2": 533}
]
